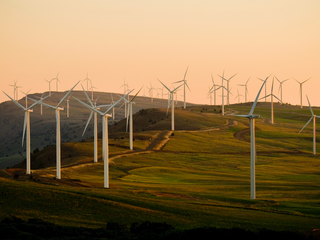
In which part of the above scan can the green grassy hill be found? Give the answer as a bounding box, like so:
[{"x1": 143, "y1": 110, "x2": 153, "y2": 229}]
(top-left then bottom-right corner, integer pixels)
[{"x1": 1, "y1": 102, "x2": 320, "y2": 238}]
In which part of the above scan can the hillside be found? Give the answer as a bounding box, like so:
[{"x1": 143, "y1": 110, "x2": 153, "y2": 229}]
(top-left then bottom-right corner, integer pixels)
[
  {"x1": 0, "y1": 90, "x2": 189, "y2": 169},
  {"x1": 1, "y1": 102, "x2": 320, "y2": 238}
]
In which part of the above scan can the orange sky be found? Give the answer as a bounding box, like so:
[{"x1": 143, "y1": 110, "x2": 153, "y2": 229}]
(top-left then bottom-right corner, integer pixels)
[{"x1": 1, "y1": 0, "x2": 319, "y2": 107}]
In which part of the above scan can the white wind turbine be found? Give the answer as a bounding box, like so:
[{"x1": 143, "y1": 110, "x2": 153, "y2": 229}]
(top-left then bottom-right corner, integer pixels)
[
  {"x1": 299, "y1": 95, "x2": 320, "y2": 155},
  {"x1": 222, "y1": 72, "x2": 238, "y2": 105},
  {"x1": 21, "y1": 89, "x2": 32, "y2": 108},
  {"x1": 217, "y1": 71, "x2": 232, "y2": 116},
  {"x1": 52, "y1": 72, "x2": 60, "y2": 92},
  {"x1": 259, "y1": 77, "x2": 282, "y2": 124},
  {"x1": 238, "y1": 77, "x2": 250, "y2": 103},
  {"x1": 147, "y1": 82, "x2": 156, "y2": 102},
  {"x1": 234, "y1": 88, "x2": 243, "y2": 103},
  {"x1": 274, "y1": 76, "x2": 289, "y2": 104},
  {"x1": 3, "y1": 91, "x2": 49, "y2": 174},
  {"x1": 74, "y1": 90, "x2": 133, "y2": 188},
  {"x1": 81, "y1": 86, "x2": 113, "y2": 163},
  {"x1": 44, "y1": 78, "x2": 54, "y2": 96},
  {"x1": 83, "y1": 72, "x2": 92, "y2": 91},
  {"x1": 234, "y1": 75, "x2": 270, "y2": 200},
  {"x1": 122, "y1": 88, "x2": 143, "y2": 150},
  {"x1": 29, "y1": 81, "x2": 80, "y2": 179},
  {"x1": 173, "y1": 66, "x2": 190, "y2": 109},
  {"x1": 294, "y1": 77, "x2": 311, "y2": 109},
  {"x1": 209, "y1": 74, "x2": 219, "y2": 106},
  {"x1": 158, "y1": 79, "x2": 183, "y2": 131},
  {"x1": 9, "y1": 80, "x2": 21, "y2": 101}
]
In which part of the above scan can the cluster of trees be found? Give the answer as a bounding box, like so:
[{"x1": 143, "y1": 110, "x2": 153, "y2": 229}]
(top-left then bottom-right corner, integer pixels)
[{"x1": 0, "y1": 216, "x2": 313, "y2": 240}]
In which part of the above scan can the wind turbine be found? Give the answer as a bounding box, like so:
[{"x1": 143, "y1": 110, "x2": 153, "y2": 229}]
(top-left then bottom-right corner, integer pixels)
[
  {"x1": 294, "y1": 77, "x2": 311, "y2": 109},
  {"x1": 158, "y1": 79, "x2": 183, "y2": 131},
  {"x1": 259, "y1": 77, "x2": 282, "y2": 124},
  {"x1": 21, "y1": 89, "x2": 32, "y2": 108},
  {"x1": 234, "y1": 88, "x2": 243, "y2": 103},
  {"x1": 3, "y1": 92, "x2": 49, "y2": 174},
  {"x1": 44, "y1": 78, "x2": 54, "y2": 96},
  {"x1": 51, "y1": 72, "x2": 60, "y2": 92},
  {"x1": 173, "y1": 66, "x2": 190, "y2": 109},
  {"x1": 217, "y1": 71, "x2": 232, "y2": 116},
  {"x1": 274, "y1": 76, "x2": 289, "y2": 104},
  {"x1": 147, "y1": 82, "x2": 156, "y2": 102},
  {"x1": 238, "y1": 77, "x2": 250, "y2": 103},
  {"x1": 234, "y1": 74, "x2": 270, "y2": 199},
  {"x1": 83, "y1": 72, "x2": 92, "y2": 91},
  {"x1": 299, "y1": 96, "x2": 320, "y2": 155},
  {"x1": 29, "y1": 81, "x2": 80, "y2": 179},
  {"x1": 221, "y1": 72, "x2": 238, "y2": 105},
  {"x1": 122, "y1": 88, "x2": 143, "y2": 150},
  {"x1": 74, "y1": 90, "x2": 133, "y2": 188}
]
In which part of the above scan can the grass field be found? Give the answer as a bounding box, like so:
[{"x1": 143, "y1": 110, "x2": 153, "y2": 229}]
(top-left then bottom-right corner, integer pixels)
[{"x1": 1, "y1": 103, "x2": 320, "y2": 236}]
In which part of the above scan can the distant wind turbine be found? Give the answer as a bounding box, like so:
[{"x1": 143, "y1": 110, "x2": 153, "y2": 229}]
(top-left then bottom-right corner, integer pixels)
[
  {"x1": 299, "y1": 95, "x2": 320, "y2": 155},
  {"x1": 173, "y1": 66, "x2": 190, "y2": 109},
  {"x1": 158, "y1": 79, "x2": 183, "y2": 131},
  {"x1": 238, "y1": 77, "x2": 250, "y2": 103},
  {"x1": 274, "y1": 76, "x2": 289, "y2": 104},
  {"x1": 21, "y1": 89, "x2": 32, "y2": 108},
  {"x1": 234, "y1": 74, "x2": 271, "y2": 200},
  {"x1": 294, "y1": 77, "x2": 311, "y2": 109},
  {"x1": 29, "y1": 81, "x2": 80, "y2": 179},
  {"x1": 259, "y1": 77, "x2": 282, "y2": 124},
  {"x1": 83, "y1": 72, "x2": 92, "y2": 91},
  {"x1": 3, "y1": 92, "x2": 49, "y2": 174},
  {"x1": 74, "y1": 90, "x2": 133, "y2": 188}
]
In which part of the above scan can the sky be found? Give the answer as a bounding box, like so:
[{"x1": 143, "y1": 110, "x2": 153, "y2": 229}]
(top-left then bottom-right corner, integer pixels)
[{"x1": 1, "y1": 0, "x2": 319, "y2": 107}]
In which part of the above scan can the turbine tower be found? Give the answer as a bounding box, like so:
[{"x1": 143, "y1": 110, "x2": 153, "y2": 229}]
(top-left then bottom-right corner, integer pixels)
[
  {"x1": 29, "y1": 81, "x2": 80, "y2": 179},
  {"x1": 299, "y1": 95, "x2": 320, "y2": 155},
  {"x1": 173, "y1": 66, "x2": 190, "y2": 109},
  {"x1": 74, "y1": 91, "x2": 132, "y2": 188},
  {"x1": 122, "y1": 88, "x2": 143, "y2": 150},
  {"x1": 158, "y1": 79, "x2": 183, "y2": 131},
  {"x1": 3, "y1": 92, "x2": 49, "y2": 174},
  {"x1": 294, "y1": 77, "x2": 311, "y2": 109},
  {"x1": 274, "y1": 76, "x2": 289, "y2": 104},
  {"x1": 44, "y1": 78, "x2": 54, "y2": 96},
  {"x1": 259, "y1": 77, "x2": 282, "y2": 124},
  {"x1": 234, "y1": 74, "x2": 270, "y2": 200},
  {"x1": 238, "y1": 77, "x2": 250, "y2": 103}
]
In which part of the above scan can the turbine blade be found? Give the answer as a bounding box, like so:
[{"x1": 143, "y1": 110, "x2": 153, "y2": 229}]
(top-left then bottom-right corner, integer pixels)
[
  {"x1": 158, "y1": 79, "x2": 171, "y2": 93},
  {"x1": 183, "y1": 66, "x2": 189, "y2": 80},
  {"x1": 82, "y1": 111, "x2": 93, "y2": 136},
  {"x1": 2, "y1": 91, "x2": 26, "y2": 110},
  {"x1": 306, "y1": 95, "x2": 314, "y2": 116},
  {"x1": 105, "y1": 89, "x2": 134, "y2": 114},
  {"x1": 249, "y1": 74, "x2": 271, "y2": 116},
  {"x1": 299, "y1": 117, "x2": 313, "y2": 133},
  {"x1": 57, "y1": 81, "x2": 80, "y2": 108},
  {"x1": 73, "y1": 96, "x2": 103, "y2": 115},
  {"x1": 22, "y1": 112, "x2": 27, "y2": 147},
  {"x1": 129, "y1": 86, "x2": 143, "y2": 103},
  {"x1": 81, "y1": 84, "x2": 94, "y2": 107}
]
